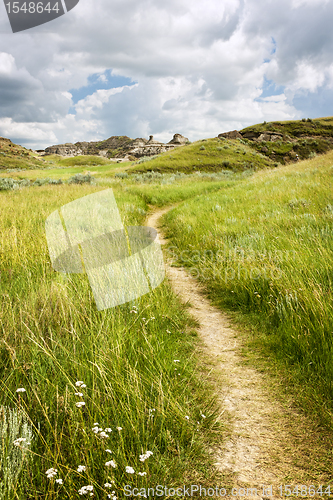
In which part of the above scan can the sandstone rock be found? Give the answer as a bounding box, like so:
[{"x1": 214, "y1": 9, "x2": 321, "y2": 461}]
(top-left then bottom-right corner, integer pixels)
[
  {"x1": 218, "y1": 130, "x2": 243, "y2": 140},
  {"x1": 45, "y1": 133, "x2": 188, "y2": 159},
  {"x1": 241, "y1": 131, "x2": 261, "y2": 140},
  {"x1": 168, "y1": 133, "x2": 189, "y2": 145}
]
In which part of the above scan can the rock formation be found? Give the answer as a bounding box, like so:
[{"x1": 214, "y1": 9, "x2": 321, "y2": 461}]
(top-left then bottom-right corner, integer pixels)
[
  {"x1": 218, "y1": 130, "x2": 243, "y2": 140},
  {"x1": 43, "y1": 133, "x2": 189, "y2": 159}
]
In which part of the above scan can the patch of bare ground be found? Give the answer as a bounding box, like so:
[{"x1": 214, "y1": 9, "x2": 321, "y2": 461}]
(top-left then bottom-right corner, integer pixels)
[{"x1": 146, "y1": 205, "x2": 333, "y2": 499}]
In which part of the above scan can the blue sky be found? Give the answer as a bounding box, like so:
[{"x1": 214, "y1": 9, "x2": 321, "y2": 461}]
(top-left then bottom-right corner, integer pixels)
[
  {"x1": 69, "y1": 71, "x2": 137, "y2": 106},
  {"x1": 0, "y1": 0, "x2": 333, "y2": 149}
]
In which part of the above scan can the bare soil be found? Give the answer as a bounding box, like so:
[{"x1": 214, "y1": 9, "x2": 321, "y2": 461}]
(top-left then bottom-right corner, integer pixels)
[{"x1": 146, "y1": 206, "x2": 332, "y2": 499}]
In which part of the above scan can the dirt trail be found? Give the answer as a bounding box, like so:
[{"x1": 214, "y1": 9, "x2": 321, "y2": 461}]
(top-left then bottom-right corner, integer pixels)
[{"x1": 146, "y1": 206, "x2": 315, "y2": 498}]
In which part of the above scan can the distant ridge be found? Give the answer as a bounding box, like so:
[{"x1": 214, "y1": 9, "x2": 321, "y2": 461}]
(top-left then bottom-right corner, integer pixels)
[{"x1": 43, "y1": 133, "x2": 189, "y2": 160}]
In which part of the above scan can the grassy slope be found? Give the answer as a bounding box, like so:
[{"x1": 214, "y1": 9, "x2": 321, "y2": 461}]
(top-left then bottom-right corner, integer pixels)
[
  {"x1": 127, "y1": 138, "x2": 275, "y2": 174},
  {"x1": 240, "y1": 116, "x2": 333, "y2": 164},
  {"x1": 162, "y1": 150, "x2": 333, "y2": 428},
  {"x1": 0, "y1": 138, "x2": 49, "y2": 171}
]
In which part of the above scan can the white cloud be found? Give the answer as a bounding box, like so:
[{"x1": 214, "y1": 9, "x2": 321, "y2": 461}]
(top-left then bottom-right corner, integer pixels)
[{"x1": 0, "y1": 0, "x2": 332, "y2": 149}]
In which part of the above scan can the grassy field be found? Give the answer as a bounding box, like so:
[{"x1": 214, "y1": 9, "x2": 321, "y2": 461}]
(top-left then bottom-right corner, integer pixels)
[
  {"x1": 1, "y1": 120, "x2": 333, "y2": 497},
  {"x1": 0, "y1": 184, "x2": 223, "y2": 499},
  {"x1": 162, "y1": 150, "x2": 333, "y2": 428}
]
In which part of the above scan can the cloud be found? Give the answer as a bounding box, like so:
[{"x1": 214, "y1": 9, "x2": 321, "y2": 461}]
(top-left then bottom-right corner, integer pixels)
[{"x1": 0, "y1": 0, "x2": 332, "y2": 149}]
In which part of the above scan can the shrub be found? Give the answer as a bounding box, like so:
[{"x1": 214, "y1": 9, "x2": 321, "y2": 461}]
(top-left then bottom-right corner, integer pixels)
[
  {"x1": 115, "y1": 172, "x2": 129, "y2": 179},
  {"x1": 67, "y1": 173, "x2": 94, "y2": 184},
  {"x1": 0, "y1": 178, "x2": 18, "y2": 190},
  {"x1": 0, "y1": 178, "x2": 30, "y2": 190},
  {"x1": 0, "y1": 406, "x2": 33, "y2": 498},
  {"x1": 33, "y1": 178, "x2": 51, "y2": 186},
  {"x1": 199, "y1": 146, "x2": 206, "y2": 151},
  {"x1": 48, "y1": 178, "x2": 63, "y2": 184}
]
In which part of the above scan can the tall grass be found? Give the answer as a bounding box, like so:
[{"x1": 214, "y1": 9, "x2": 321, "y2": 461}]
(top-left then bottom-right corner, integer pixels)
[
  {"x1": 0, "y1": 185, "x2": 219, "y2": 498},
  {"x1": 162, "y1": 153, "x2": 333, "y2": 426}
]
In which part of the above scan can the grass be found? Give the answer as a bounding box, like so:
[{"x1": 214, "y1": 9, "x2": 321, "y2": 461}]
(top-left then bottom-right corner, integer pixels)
[
  {"x1": 162, "y1": 150, "x2": 333, "y2": 429},
  {"x1": 128, "y1": 138, "x2": 275, "y2": 174},
  {"x1": 2, "y1": 118, "x2": 333, "y2": 497},
  {"x1": 0, "y1": 184, "x2": 221, "y2": 499}
]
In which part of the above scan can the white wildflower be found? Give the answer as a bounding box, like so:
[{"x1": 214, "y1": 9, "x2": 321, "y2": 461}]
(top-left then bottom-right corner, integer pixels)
[
  {"x1": 93, "y1": 422, "x2": 99, "y2": 425},
  {"x1": 173, "y1": 360, "x2": 180, "y2": 363},
  {"x1": 116, "y1": 426, "x2": 122, "y2": 431},
  {"x1": 126, "y1": 466, "x2": 135, "y2": 474},
  {"x1": 92, "y1": 426, "x2": 102, "y2": 433},
  {"x1": 104, "y1": 482, "x2": 114, "y2": 488},
  {"x1": 99, "y1": 431, "x2": 109, "y2": 439},
  {"x1": 105, "y1": 449, "x2": 112, "y2": 453},
  {"x1": 139, "y1": 451, "x2": 153, "y2": 462},
  {"x1": 45, "y1": 468, "x2": 57, "y2": 479},
  {"x1": 76, "y1": 402, "x2": 86, "y2": 408},
  {"x1": 16, "y1": 388, "x2": 26, "y2": 393},
  {"x1": 75, "y1": 392, "x2": 84, "y2": 397},
  {"x1": 78, "y1": 484, "x2": 94, "y2": 495},
  {"x1": 105, "y1": 428, "x2": 112, "y2": 433},
  {"x1": 75, "y1": 381, "x2": 84, "y2": 387},
  {"x1": 77, "y1": 465, "x2": 86, "y2": 473},
  {"x1": 201, "y1": 414, "x2": 206, "y2": 419},
  {"x1": 185, "y1": 415, "x2": 190, "y2": 420},
  {"x1": 13, "y1": 437, "x2": 28, "y2": 447},
  {"x1": 105, "y1": 460, "x2": 117, "y2": 468},
  {"x1": 55, "y1": 478, "x2": 63, "y2": 484},
  {"x1": 137, "y1": 472, "x2": 147, "y2": 476}
]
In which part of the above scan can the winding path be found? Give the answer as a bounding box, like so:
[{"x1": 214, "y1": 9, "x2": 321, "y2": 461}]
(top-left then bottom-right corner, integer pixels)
[{"x1": 146, "y1": 205, "x2": 313, "y2": 498}]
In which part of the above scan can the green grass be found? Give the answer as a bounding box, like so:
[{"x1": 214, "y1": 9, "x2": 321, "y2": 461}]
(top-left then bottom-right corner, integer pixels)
[
  {"x1": 162, "y1": 150, "x2": 333, "y2": 428},
  {"x1": 2, "y1": 119, "x2": 333, "y2": 497},
  {"x1": 128, "y1": 138, "x2": 275, "y2": 174},
  {"x1": 241, "y1": 116, "x2": 333, "y2": 138},
  {"x1": 0, "y1": 184, "x2": 221, "y2": 499}
]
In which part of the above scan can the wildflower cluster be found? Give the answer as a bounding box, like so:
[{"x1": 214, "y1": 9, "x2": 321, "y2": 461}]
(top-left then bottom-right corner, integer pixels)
[
  {"x1": 13, "y1": 437, "x2": 30, "y2": 447},
  {"x1": 78, "y1": 484, "x2": 94, "y2": 496},
  {"x1": 92, "y1": 422, "x2": 112, "y2": 439},
  {"x1": 139, "y1": 451, "x2": 153, "y2": 462},
  {"x1": 75, "y1": 381, "x2": 87, "y2": 408},
  {"x1": 45, "y1": 468, "x2": 58, "y2": 479},
  {"x1": 41, "y1": 380, "x2": 155, "y2": 497}
]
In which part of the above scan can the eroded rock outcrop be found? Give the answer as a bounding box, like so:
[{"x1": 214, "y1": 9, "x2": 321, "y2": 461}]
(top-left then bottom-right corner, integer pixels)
[
  {"x1": 218, "y1": 130, "x2": 243, "y2": 140},
  {"x1": 44, "y1": 133, "x2": 189, "y2": 159}
]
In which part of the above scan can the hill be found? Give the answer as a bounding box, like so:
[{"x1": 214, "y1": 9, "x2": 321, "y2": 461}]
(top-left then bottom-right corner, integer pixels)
[
  {"x1": 127, "y1": 116, "x2": 333, "y2": 174},
  {"x1": 239, "y1": 116, "x2": 333, "y2": 163},
  {"x1": 0, "y1": 136, "x2": 50, "y2": 171},
  {"x1": 1, "y1": 116, "x2": 333, "y2": 176}
]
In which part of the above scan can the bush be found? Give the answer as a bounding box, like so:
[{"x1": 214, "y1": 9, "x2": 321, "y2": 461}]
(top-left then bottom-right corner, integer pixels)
[
  {"x1": 115, "y1": 172, "x2": 129, "y2": 179},
  {"x1": 0, "y1": 178, "x2": 18, "y2": 191},
  {"x1": 67, "y1": 173, "x2": 94, "y2": 184},
  {"x1": 48, "y1": 178, "x2": 63, "y2": 184},
  {"x1": 0, "y1": 178, "x2": 30, "y2": 190},
  {"x1": 33, "y1": 178, "x2": 51, "y2": 186},
  {"x1": 199, "y1": 146, "x2": 206, "y2": 151}
]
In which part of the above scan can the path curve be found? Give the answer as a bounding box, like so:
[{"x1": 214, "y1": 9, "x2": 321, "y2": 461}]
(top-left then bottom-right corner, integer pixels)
[{"x1": 146, "y1": 205, "x2": 310, "y2": 498}]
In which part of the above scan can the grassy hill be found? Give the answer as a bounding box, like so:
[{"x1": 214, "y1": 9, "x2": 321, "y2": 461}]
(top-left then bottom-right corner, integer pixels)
[
  {"x1": 1, "y1": 116, "x2": 333, "y2": 179},
  {"x1": 239, "y1": 116, "x2": 333, "y2": 164},
  {"x1": 0, "y1": 137, "x2": 51, "y2": 171}
]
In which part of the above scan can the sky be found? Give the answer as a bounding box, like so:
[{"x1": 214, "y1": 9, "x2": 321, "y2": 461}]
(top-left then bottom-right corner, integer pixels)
[{"x1": 0, "y1": 0, "x2": 333, "y2": 150}]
